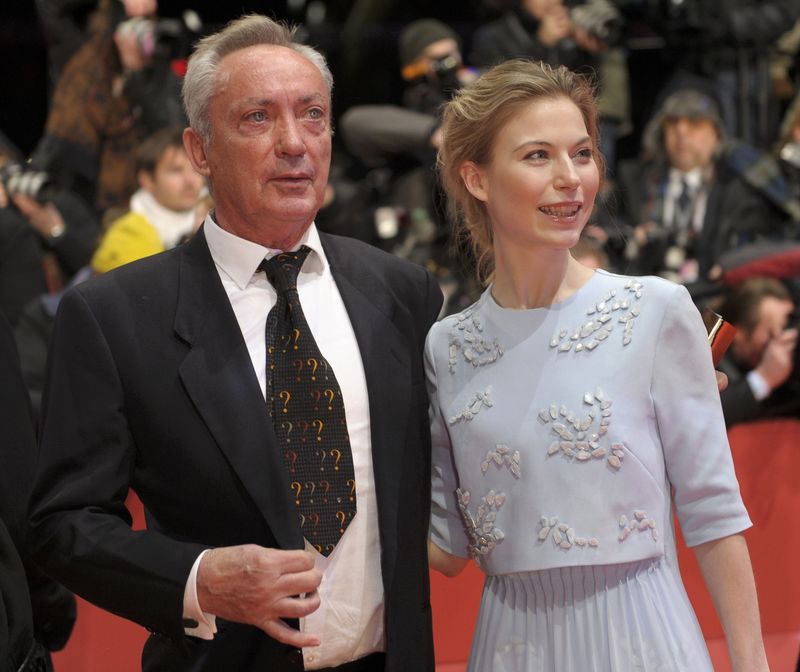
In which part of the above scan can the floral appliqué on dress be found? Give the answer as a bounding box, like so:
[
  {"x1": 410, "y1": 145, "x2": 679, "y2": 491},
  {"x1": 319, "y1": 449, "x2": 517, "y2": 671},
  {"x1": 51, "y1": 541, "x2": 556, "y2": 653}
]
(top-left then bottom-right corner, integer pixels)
[
  {"x1": 549, "y1": 280, "x2": 644, "y2": 353},
  {"x1": 538, "y1": 387, "x2": 626, "y2": 469}
]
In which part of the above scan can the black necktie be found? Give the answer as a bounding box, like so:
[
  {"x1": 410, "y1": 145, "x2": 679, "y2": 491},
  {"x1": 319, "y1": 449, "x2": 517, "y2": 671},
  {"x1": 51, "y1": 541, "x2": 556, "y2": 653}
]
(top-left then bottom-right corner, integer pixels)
[
  {"x1": 260, "y1": 246, "x2": 356, "y2": 556},
  {"x1": 674, "y1": 177, "x2": 693, "y2": 231}
]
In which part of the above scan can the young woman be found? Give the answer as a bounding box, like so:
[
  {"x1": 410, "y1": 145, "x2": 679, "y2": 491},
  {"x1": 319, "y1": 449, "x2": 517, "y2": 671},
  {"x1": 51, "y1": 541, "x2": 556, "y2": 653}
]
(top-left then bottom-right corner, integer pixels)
[{"x1": 426, "y1": 59, "x2": 768, "y2": 672}]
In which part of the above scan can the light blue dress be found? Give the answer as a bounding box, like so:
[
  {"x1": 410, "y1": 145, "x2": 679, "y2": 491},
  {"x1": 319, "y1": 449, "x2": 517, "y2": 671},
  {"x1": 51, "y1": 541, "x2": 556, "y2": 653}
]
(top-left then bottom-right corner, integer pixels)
[{"x1": 426, "y1": 270, "x2": 751, "y2": 672}]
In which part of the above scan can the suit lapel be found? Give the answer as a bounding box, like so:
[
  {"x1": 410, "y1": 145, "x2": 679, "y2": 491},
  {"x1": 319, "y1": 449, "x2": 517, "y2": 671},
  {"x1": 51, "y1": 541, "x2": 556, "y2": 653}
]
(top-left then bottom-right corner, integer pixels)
[
  {"x1": 321, "y1": 235, "x2": 412, "y2": 591},
  {"x1": 174, "y1": 230, "x2": 303, "y2": 551}
]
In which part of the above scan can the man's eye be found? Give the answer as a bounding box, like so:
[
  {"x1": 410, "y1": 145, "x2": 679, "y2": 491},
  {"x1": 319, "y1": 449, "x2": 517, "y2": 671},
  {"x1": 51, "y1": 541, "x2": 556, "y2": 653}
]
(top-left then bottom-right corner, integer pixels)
[
  {"x1": 248, "y1": 111, "x2": 266, "y2": 122},
  {"x1": 307, "y1": 108, "x2": 324, "y2": 120}
]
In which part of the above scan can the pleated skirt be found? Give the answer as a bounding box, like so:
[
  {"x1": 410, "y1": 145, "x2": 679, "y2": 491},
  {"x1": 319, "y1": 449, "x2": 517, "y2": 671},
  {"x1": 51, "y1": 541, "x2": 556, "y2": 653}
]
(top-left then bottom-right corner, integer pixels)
[{"x1": 467, "y1": 556, "x2": 713, "y2": 672}]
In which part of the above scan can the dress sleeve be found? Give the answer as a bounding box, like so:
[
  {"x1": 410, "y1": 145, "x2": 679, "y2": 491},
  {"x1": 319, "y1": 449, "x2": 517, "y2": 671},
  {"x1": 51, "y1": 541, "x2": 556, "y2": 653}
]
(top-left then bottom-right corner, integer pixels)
[
  {"x1": 651, "y1": 285, "x2": 752, "y2": 547},
  {"x1": 425, "y1": 327, "x2": 470, "y2": 558}
]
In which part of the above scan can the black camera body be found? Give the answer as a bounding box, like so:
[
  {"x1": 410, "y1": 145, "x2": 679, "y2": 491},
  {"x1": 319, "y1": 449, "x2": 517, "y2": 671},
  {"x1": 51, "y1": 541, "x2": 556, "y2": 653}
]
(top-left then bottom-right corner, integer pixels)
[
  {"x1": 569, "y1": 0, "x2": 624, "y2": 46},
  {"x1": 0, "y1": 163, "x2": 59, "y2": 203},
  {"x1": 428, "y1": 55, "x2": 463, "y2": 99}
]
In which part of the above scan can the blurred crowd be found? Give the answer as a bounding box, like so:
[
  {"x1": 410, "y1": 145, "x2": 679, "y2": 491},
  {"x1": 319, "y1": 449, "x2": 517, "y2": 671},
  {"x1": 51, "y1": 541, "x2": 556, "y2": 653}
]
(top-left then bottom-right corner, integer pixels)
[{"x1": 3, "y1": 0, "x2": 800, "y2": 662}]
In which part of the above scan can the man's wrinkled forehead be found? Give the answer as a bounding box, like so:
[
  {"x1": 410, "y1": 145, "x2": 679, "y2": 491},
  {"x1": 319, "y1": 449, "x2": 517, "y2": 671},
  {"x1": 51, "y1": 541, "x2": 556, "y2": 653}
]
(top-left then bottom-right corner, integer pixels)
[{"x1": 216, "y1": 44, "x2": 329, "y2": 99}]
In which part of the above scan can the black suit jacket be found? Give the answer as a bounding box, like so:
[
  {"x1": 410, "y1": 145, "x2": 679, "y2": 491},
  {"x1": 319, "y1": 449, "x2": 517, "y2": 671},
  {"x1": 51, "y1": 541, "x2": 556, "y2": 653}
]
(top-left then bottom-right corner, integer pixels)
[
  {"x1": 617, "y1": 156, "x2": 784, "y2": 278},
  {"x1": 29, "y1": 229, "x2": 442, "y2": 671}
]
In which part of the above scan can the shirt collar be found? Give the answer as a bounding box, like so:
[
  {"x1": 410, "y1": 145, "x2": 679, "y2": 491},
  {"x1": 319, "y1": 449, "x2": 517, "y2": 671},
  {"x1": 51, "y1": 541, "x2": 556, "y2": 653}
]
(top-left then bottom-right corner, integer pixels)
[
  {"x1": 668, "y1": 166, "x2": 705, "y2": 192},
  {"x1": 203, "y1": 214, "x2": 328, "y2": 290}
]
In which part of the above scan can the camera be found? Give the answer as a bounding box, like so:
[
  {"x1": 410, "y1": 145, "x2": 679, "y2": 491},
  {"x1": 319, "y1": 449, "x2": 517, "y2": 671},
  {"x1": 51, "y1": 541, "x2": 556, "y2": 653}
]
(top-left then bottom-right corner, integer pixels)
[
  {"x1": 428, "y1": 55, "x2": 463, "y2": 99},
  {"x1": 569, "y1": 0, "x2": 624, "y2": 46},
  {"x1": 0, "y1": 163, "x2": 59, "y2": 203}
]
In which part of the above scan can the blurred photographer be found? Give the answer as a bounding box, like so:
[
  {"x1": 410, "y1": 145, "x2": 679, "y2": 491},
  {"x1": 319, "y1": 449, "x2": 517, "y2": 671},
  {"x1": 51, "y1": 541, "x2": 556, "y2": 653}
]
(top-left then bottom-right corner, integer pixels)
[
  {"x1": 0, "y1": 132, "x2": 98, "y2": 326},
  {"x1": 35, "y1": 0, "x2": 157, "y2": 95},
  {"x1": 398, "y1": 19, "x2": 476, "y2": 116},
  {"x1": 716, "y1": 276, "x2": 800, "y2": 427},
  {"x1": 30, "y1": 0, "x2": 189, "y2": 215},
  {"x1": 470, "y1": 0, "x2": 630, "y2": 173}
]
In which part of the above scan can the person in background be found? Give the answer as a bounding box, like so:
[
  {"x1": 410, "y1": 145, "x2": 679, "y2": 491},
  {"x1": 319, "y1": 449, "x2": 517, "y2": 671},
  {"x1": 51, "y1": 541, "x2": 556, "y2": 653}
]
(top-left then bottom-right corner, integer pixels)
[
  {"x1": 94, "y1": 125, "x2": 206, "y2": 266},
  {"x1": 0, "y1": 131, "x2": 99, "y2": 326},
  {"x1": 1, "y1": 313, "x2": 76, "y2": 672},
  {"x1": 716, "y1": 276, "x2": 800, "y2": 427},
  {"x1": 619, "y1": 88, "x2": 787, "y2": 284},
  {"x1": 427, "y1": 58, "x2": 767, "y2": 671},
  {"x1": 30, "y1": 0, "x2": 184, "y2": 214}
]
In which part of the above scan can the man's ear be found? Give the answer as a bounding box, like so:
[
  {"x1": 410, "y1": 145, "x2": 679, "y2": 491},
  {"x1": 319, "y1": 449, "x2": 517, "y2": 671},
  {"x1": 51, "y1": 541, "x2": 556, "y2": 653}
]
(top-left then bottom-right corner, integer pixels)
[
  {"x1": 183, "y1": 127, "x2": 211, "y2": 177},
  {"x1": 138, "y1": 168, "x2": 154, "y2": 192},
  {"x1": 460, "y1": 161, "x2": 488, "y2": 202}
]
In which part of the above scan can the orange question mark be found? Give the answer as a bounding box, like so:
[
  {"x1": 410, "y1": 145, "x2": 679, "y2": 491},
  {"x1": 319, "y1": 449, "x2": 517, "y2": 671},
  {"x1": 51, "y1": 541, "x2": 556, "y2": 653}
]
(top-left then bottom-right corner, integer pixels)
[
  {"x1": 330, "y1": 448, "x2": 341, "y2": 469},
  {"x1": 312, "y1": 419, "x2": 324, "y2": 441},
  {"x1": 292, "y1": 329, "x2": 301, "y2": 350},
  {"x1": 290, "y1": 481, "x2": 302, "y2": 503},
  {"x1": 336, "y1": 511, "x2": 346, "y2": 530},
  {"x1": 279, "y1": 390, "x2": 291, "y2": 413},
  {"x1": 346, "y1": 478, "x2": 356, "y2": 498},
  {"x1": 324, "y1": 389, "x2": 335, "y2": 409},
  {"x1": 307, "y1": 358, "x2": 318, "y2": 380}
]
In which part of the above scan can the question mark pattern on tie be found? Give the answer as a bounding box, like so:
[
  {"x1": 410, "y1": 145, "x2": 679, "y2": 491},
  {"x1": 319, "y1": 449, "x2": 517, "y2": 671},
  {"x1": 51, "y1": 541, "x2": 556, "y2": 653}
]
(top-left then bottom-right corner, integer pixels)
[{"x1": 264, "y1": 247, "x2": 356, "y2": 556}]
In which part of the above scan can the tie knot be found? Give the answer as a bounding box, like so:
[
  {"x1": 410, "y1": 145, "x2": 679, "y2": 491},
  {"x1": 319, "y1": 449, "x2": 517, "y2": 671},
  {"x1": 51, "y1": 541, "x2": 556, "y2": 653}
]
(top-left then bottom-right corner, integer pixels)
[{"x1": 260, "y1": 245, "x2": 312, "y2": 292}]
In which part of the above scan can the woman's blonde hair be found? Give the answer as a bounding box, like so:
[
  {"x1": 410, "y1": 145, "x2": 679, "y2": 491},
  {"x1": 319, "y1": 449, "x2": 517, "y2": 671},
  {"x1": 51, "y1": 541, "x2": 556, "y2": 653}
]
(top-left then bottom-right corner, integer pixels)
[{"x1": 437, "y1": 59, "x2": 602, "y2": 284}]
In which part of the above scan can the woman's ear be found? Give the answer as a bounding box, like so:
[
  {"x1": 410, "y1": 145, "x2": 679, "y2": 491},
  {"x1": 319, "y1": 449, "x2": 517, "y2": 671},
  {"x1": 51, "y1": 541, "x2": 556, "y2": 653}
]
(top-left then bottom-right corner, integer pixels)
[{"x1": 460, "y1": 161, "x2": 488, "y2": 202}]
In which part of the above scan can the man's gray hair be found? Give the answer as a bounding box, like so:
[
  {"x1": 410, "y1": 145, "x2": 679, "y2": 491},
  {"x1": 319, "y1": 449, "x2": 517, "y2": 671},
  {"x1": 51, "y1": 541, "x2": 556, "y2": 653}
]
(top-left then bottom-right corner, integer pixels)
[{"x1": 182, "y1": 14, "x2": 334, "y2": 144}]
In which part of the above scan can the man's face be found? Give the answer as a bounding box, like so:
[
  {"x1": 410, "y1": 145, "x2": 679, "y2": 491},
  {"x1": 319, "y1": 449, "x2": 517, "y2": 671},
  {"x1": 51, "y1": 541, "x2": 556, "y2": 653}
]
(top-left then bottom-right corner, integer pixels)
[
  {"x1": 734, "y1": 296, "x2": 795, "y2": 368},
  {"x1": 140, "y1": 145, "x2": 205, "y2": 212},
  {"x1": 184, "y1": 45, "x2": 331, "y2": 249},
  {"x1": 663, "y1": 116, "x2": 719, "y2": 172}
]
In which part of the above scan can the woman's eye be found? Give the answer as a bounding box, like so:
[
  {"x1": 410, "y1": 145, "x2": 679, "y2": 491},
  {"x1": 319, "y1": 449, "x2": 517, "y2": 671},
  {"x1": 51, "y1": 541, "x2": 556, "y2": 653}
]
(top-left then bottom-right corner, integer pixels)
[
  {"x1": 575, "y1": 148, "x2": 594, "y2": 160},
  {"x1": 525, "y1": 150, "x2": 547, "y2": 161}
]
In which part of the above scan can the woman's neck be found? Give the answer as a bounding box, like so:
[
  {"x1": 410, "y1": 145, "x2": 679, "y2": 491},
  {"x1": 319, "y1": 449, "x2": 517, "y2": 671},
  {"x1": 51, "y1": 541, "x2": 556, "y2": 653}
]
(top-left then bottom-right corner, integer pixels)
[{"x1": 491, "y1": 244, "x2": 595, "y2": 310}]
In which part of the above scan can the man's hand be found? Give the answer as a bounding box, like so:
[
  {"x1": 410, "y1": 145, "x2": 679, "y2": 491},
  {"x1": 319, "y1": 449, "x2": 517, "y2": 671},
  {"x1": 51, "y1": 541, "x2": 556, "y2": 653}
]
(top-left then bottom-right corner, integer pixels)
[
  {"x1": 197, "y1": 545, "x2": 322, "y2": 648},
  {"x1": 122, "y1": 0, "x2": 157, "y2": 17},
  {"x1": 538, "y1": 5, "x2": 572, "y2": 47},
  {"x1": 11, "y1": 193, "x2": 66, "y2": 240},
  {"x1": 114, "y1": 23, "x2": 152, "y2": 72},
  {"x1": 756, "y1": 328, "x2": 798, "y2": 391}
]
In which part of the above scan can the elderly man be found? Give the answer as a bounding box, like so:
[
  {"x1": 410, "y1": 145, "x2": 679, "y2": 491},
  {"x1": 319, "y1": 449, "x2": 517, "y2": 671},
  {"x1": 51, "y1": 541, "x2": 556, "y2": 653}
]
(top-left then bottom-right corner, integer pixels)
[{"x1": 29, "y1": 14, "x2": 441, "y2": 672}]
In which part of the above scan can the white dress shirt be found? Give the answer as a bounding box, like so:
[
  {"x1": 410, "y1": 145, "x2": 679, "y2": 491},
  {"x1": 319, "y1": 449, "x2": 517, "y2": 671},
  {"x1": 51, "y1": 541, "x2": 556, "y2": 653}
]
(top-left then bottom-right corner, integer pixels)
[
  {"x1": 664, "y1": 167, "x2": 707, "y2": 234},
  {"x1": 183, "y1": 216, "x2": 385, "y2": 669}
]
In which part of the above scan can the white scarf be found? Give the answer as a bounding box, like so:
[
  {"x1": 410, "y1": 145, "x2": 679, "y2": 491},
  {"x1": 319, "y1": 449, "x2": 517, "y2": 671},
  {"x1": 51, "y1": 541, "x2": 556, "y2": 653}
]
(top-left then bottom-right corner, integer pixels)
[{"x1": 130, "y1": 189, "x2": 197, "y2": 249}]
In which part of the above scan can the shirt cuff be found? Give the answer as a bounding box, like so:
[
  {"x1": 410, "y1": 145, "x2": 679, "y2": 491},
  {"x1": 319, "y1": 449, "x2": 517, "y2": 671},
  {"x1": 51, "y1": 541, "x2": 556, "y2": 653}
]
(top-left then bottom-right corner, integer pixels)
[
  {"x1": 746, "y1": 369, "x2": 770, "y2": 401},
  {"x1": 183, "y1": 549, "x2": 218, "y2": 640}
]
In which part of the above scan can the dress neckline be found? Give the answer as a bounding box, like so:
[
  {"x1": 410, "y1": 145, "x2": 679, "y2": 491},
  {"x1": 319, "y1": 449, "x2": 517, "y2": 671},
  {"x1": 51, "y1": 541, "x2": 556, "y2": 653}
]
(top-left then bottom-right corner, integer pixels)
[{"x1": 482, "y1": 269, "x2": 606, "y2": 319}]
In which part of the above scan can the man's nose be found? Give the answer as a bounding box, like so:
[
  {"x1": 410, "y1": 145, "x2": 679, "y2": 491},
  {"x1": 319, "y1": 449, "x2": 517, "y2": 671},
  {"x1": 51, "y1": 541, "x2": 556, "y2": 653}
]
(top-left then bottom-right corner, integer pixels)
[{"x1": 275, "y1": 116, "x2": 306, "y2": 156}]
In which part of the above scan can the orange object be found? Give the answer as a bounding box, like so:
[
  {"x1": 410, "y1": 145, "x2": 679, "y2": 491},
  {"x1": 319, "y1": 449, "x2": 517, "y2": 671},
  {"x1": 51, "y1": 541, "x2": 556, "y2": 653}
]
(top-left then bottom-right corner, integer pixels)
[{"x1": 703, "y1": 309, "x2": 737, "y2": 366}]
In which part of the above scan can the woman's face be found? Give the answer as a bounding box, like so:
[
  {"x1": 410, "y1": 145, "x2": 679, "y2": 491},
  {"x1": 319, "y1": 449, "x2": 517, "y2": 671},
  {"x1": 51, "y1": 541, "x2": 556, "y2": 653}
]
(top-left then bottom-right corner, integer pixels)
[{"x1": 462, "y1": 96, "x2": 600, "y2": 253}]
